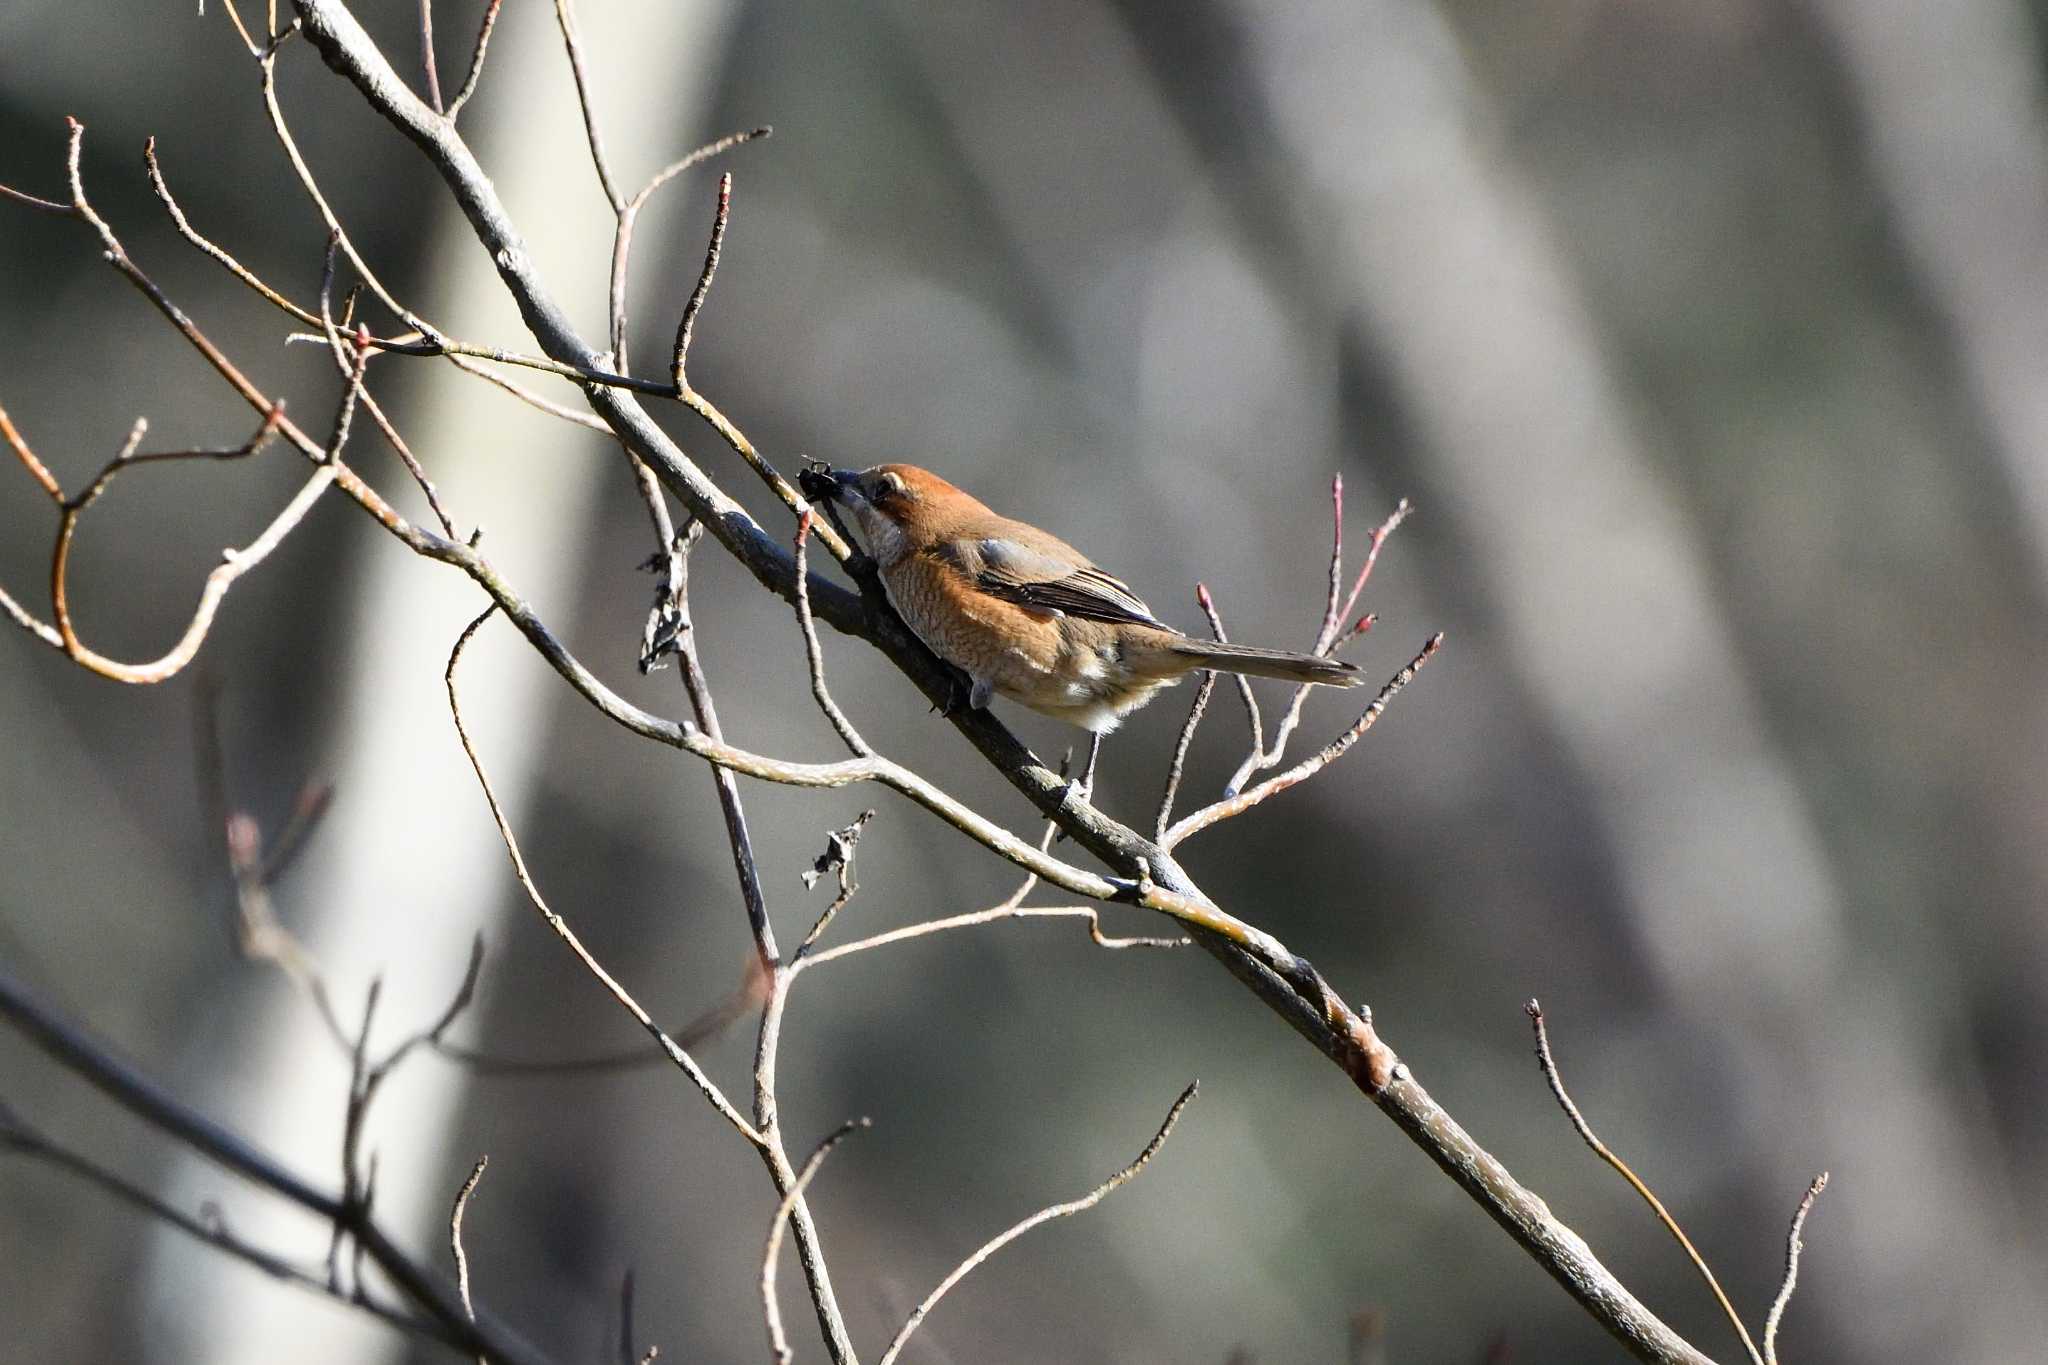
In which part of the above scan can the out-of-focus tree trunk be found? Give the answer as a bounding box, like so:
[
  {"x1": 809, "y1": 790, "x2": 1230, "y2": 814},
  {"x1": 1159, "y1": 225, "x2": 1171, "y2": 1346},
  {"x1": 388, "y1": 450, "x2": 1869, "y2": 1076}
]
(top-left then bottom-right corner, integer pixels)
[{"x1": 138, "y1": 9, "x2": 738, "y2": 1362}]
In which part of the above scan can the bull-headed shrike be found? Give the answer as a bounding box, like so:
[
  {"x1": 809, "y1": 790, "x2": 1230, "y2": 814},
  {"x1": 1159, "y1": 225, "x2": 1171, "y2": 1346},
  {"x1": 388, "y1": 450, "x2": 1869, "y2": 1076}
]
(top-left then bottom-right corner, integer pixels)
[{"x1": 800, "y1": 463, "x2": 1361, "y2": 735}]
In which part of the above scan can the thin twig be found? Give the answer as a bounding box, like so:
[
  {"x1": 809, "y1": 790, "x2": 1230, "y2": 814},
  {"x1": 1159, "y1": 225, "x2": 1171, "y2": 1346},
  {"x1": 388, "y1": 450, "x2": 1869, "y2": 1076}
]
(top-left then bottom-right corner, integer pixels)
[
  {"x1": 1762, "y1": 1173, "x2": 1829, "y2": 1365},
  {"x1": 446, "y1": 353, "x2": 610, "y2": 432},
  {"x1": 1199, "y1": 583, "x2": 1263, "y2": 761},
  {"x1": 1166, "y1": 634, "x2": 1442, "y2": 847},
  {"x1": 761, "y1": 1118, "x2": 869, "y2": 1365},
  {"x1": 146, "y1": 139, "x2": 319, "y2": 328},
  {"x1": 795, "y1": 509, "x2": 872, "y2": 756},
  {"x1": 659, "y1": 518, "x2": 780, "y2": 967},
  {"x1": 795, "y1": 905, "x2": 1186, "y2": 970},
  {"x1": 444, "y1": 0, "x2": 502, "y2": 121},
  {"x1": 431, "y1": 959, "x2": 768, "y2": 1077},
  {"x1": 1527, "y1": 1001, "x2": 1763, "y2": 1365},
  {"x1": 149, "y1": 139, "x2": 487, "y2": 524},
  {"x1": 792, "y1": 809, "x2": 1184, "y2": 973},
  {"x1": 445, "y1": 606, "x2": 765, "y2": 1149},
  {"x1": 609, "y1": 128, "x2": 768, "y2": 370},
  {"x1": 334, "y1": 978, "x2": 383, "y2": 1288},
  {"x1": 449, "y1": 1153, "x2": 488, "y2": 1363},
  {"x1": 0, "y1": 165, "x2": 347, "y2": 685},
  {"x1": 364, "y1": 935, "x2": 486, "y2": 1092},
  {"x1": 1154, "y1": 585, "x2": 1224, "y2": 840},
  {"x1": 418, "y1": 0, "x2": 443, "y2": 113},
  {"x1": 1222, "y1": 489, "x2": 1408, "y2": 797},
  {"x1": 150, "y1": 137, "x2": 634, "y2": 431},
  {"x1": 0, "y1": 179, "x2": 70, "y2": 214},
  {"x1": 316, "y1": 241, "x2": 460, "y2": 535},
  {"x1": 1332, "y1": 492, "x2": 1411, "y2": 646},
  {"x1": 256, "y1": 781, "x2": 337, "y2": 887},
  {"x1": 649, "y1": 508, "x2": 856, "y2": 1363},
  {"x1": 553, "y1": 0, "x2": 622, "y2": 212},
  {"x1": 670, "y1": 172, "x2": 730, "y2": 392},
  {"x1": 876, "y1": 1083, "x2": 1199, "y2": 1365}
]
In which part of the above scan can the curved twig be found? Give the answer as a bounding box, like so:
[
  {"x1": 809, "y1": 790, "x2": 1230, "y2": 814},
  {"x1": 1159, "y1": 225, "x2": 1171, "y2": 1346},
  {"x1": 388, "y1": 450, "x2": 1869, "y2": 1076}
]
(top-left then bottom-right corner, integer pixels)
[
  {"x1": 449, "y1": 1154, "x2": 489, "y2": 1346},
  {"x1": 761, "y1": 1119, "x2": 869, "y2": 1365},
  {"x1": 875, "y1": 1083, "x2": 1198, "y2": 1365},
  {"x1": 445, "y1": 606, "x2": 765, "y2": 1150},
  {"x1": 794, "y1": 509, "x2": 873, "y2": 757},
  {"x1": 1762, "y1": 1173, "x2": 1828, "y2": 1365},
  {"x1": 1528, "y1": 1001, "x2": 1762, "y2": 1365}
]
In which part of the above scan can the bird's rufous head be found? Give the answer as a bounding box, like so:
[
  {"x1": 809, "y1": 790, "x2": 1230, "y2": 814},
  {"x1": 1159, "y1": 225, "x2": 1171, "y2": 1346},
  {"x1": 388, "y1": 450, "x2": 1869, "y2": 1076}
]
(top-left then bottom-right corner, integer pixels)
[{"x1": 800, "y1": 463, "x2": 991, "y2": 566}]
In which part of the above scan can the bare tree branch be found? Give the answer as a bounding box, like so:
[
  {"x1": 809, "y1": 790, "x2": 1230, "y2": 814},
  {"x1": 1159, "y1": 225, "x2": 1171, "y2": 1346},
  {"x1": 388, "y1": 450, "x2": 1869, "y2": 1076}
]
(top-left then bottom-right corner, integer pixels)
[
  {"x1": 1, "y1": 1102, "x2": 449, "y2": 1346},
  {"x1": 0, "y1": 967, "x2": 559, "y2": 1365}
]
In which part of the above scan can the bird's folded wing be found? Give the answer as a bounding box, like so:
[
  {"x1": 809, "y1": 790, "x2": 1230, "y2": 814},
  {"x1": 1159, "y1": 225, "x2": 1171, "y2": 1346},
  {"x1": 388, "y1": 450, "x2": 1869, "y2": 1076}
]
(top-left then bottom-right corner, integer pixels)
[{"x1": 965, "y1": 536, "x2": 1166, "y2": 628}]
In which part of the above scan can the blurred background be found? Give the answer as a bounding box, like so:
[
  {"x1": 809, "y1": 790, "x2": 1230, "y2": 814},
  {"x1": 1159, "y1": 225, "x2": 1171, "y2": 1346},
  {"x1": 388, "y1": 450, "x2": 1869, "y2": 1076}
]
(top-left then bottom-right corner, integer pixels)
[{"x1": 3, "y1": 2, "x2": 2046, "y2": 1361}]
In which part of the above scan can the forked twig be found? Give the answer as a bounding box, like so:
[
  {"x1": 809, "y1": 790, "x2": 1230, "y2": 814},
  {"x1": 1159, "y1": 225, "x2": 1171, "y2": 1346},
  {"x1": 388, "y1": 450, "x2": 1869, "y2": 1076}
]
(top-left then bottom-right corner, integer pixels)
[
  {"x1": 1164, "y1": 633, "x2": 1442, "y2": 847},
  {"x1": 444, "y1": 0, "x2": 503, "y2": 122},
  {"x1": 1221, "y1": 483, "x2": 1407, "y2": 797},
  {"x1": 875, "y1": 1082, "x2": 1198, "y2": 1365},
  {"x1": 445, "y1": 605, "x2": 765, "y2": 1149},
  {"x1": 0, "y1": 159, "x2": 363, "y2": 686},
  {"x1": 1527, "y1": 1001, "x2": 1763, "y2": 1365},
  {"x1": 609, "y1": 129, "x2": 767, "y2": 370}
]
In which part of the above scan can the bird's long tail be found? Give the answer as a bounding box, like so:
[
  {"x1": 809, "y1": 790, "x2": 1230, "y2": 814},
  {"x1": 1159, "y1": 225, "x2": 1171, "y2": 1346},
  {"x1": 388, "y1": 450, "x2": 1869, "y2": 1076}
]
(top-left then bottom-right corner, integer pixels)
[{"x1": 1168, "y1": 639, "x2": 1363, "y2": 687}]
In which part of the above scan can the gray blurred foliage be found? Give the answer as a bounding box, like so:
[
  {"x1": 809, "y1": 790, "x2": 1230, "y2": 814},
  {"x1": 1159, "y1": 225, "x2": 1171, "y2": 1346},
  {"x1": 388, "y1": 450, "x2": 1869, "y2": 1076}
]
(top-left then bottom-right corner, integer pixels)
[{"x1": 4, "y1": 2, "x2": 2047, "y2": 1362}]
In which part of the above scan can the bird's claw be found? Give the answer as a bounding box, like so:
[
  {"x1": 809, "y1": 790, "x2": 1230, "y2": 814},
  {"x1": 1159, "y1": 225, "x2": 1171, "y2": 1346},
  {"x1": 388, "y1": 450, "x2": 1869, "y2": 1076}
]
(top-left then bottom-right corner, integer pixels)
[{"x1": 931, "y1": 665, "x2": 980, "y2": 717}]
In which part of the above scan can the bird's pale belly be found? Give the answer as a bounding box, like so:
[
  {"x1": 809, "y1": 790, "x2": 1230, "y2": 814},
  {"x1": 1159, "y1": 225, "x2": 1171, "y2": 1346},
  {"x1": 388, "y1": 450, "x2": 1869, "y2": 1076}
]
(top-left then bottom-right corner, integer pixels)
[{"x1": 881, "y1": 562, "x2": 1179, "y2": 731}]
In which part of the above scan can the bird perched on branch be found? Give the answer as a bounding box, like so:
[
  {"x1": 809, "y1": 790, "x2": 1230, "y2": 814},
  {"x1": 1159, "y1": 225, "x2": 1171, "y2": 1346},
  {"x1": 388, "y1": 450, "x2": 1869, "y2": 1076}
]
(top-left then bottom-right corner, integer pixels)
[{"x1": 798, "y1": 463, "x2": 1362, "y2": 733}]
